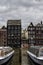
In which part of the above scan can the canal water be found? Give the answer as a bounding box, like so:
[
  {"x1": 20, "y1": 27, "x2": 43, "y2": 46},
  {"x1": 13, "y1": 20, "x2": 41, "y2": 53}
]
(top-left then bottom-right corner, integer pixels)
[
  {"x1": 2, "y1": 48, "x2": 40, "y2": 65},
  {"x1": 2, "y1": 48, "x2": 21, "y2": 65}
]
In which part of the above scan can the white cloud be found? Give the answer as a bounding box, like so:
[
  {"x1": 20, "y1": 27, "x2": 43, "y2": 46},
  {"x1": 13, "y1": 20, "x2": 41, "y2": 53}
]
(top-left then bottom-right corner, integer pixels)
[{"x1": 0, "y1": 5, "x2": 9, "y2": 12}]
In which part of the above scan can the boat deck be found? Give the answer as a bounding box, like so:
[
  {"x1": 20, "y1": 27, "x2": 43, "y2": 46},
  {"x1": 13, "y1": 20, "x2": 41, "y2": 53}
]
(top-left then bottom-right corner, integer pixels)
[
  {"x1": 28, "y1": 46, "x2": 43, "y2": 57},
  {"x1": 0, "y1": 47, "x2": 13, "y2": 56}
]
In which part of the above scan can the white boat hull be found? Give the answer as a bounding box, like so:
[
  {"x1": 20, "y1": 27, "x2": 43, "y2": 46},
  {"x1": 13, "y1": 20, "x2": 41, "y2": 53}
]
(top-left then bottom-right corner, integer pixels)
[
  {"x1": 27, "y1": 51, "x2": 43, "y2": 65},
  {"x1": 0, "y1": 50, "x2": 14, "y2": 65}
]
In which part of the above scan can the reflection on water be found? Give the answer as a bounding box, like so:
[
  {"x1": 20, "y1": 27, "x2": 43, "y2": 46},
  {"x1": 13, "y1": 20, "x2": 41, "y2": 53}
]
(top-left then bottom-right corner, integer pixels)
[
  {"x1": 2, "y1": 48, "x2": 40, "y2": 65},
  {"x1": 28, "y1": 55, "x2": 40, "y2": 65}
]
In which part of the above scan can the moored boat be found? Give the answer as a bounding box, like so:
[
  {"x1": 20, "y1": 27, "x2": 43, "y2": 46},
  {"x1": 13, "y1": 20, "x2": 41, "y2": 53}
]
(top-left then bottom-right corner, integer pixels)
[
  {"x1": 27, "y1": 46, "x2": 43, "y2": 65},
  {"x1": 0, "y1": 46, "x2": 14, "y2": 65}
]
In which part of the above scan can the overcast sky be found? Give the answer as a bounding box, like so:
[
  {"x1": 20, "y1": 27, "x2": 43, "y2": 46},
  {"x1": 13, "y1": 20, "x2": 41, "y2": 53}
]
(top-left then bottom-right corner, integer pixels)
[{"x1": 0, "y1": 0, "x2": 43, "y2": 29}]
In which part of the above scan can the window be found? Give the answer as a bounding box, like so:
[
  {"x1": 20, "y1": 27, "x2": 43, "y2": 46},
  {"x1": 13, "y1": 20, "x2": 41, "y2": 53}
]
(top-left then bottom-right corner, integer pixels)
[
  {"x1": 18, "y1": 26, "x2": 20, "y2": 29},
  {"x1": 29, "y1": 31, "x2": 30, "y2": 33},
  {"x1": 36, "y1": 28, "x2": 38, "y2": 30},
  {"x1": 29, "y1": 40, "x2": 31, "y2": 43},
  {"x1": 37, "y1": 31, "x2": 38, "y2": 33},
  {"x1": 41, "y1": 28, "x2": 43, "y2": 30},
  {"x1": 33, "y1": 35, "x2": 35, "y2": 38},
  {"x1": 31, "y1": 40, "x2": 35, "y2": 43},
  {"x1": 8, "y1": 41, "x2": 10, "y2": 44},
  {"x1": 31, "y1": 28, "x2": 33, "y2": 30},
  {"x1": 8, "y1": 26, "x2": 10, "y2": 29},
  {"x1": 12, "y1": 26, "x2": 14, "y2": 29},
  {"x1": 15, "y1": 42, "x2": 17, "y2": 44},
  {"x1": 41, "y1": 31, "x2": 43, "y2": 33},
  {"x1": 39, "y1": 28, "x2": 40, "y2": 30},
  {"x1": 15, "y1": 26, "x2": 17, "y2": 29},
  {"x1": 30, "y1": 31, "x2": 35, "y2": 34},
  {"x1": 38, "y1": 32, "x2": 41, "y2": 34},
  {"x1": 28, "y1": 28, "x2": 30, "y2": 30},
  {"x1": 18, "y1": 34, "x2": 20, "y2": 36}
]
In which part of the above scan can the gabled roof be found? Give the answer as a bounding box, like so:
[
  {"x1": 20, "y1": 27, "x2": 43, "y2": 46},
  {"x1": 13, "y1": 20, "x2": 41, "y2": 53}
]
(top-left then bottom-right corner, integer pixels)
[
  {"x1": 36, "y1": 23, "x2": 40, "y2": 26},
  {"x1": 28, "y1": 22, "x2": 35, "y2": 27},
  {"x1": 30, "y1": 22, "x2": 34, "y2": 26},
  {"x1": 36, "y1": 23, "x2": 43, "y2": 27}
]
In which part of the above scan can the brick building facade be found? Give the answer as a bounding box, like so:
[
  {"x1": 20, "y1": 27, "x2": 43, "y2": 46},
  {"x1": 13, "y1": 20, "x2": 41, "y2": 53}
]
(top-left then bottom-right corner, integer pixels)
[{"x1": 0, "y1": 29, "x2": 7, "y2": 46}]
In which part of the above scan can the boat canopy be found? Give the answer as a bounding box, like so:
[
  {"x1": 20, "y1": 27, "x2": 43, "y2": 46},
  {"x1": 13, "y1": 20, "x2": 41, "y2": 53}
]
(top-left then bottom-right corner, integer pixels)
[{"x1": 29, "y1": 46, "x2": 43, "y2": 57}]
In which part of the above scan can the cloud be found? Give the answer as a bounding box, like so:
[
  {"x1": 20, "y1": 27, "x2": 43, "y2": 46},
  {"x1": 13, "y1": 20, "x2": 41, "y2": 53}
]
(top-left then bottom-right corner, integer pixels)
[
  {"x1": 0, "y1": 6, "x2": 8, "y2": 11},
  {"x1": 0, "y1": 0, "x2": 43, "y2": 29}
]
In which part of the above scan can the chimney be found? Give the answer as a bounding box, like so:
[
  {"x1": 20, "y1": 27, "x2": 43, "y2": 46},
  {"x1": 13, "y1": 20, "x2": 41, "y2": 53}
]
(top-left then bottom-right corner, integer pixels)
[{"x1": 41, "y1": 21, "x2": 42, "y2": 24}]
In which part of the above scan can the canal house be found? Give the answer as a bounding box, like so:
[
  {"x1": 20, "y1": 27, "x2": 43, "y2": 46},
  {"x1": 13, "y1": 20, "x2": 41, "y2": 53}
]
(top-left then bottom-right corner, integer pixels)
[
  {"x1": 0, "y1": 28, "x2": 7, "y2": 46},
  {"x1": 35, "y1": 21, "x2": 43, "y2": 45},
  {"x1": 28, "y1": 21, "x2": 43, "y2": 46},
  {"x1": 27, "y1": 22, "x2": 35, "y2": 45},
  {"x1": 7, "y1": 20, "x2": 21, "y2": 47}
]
